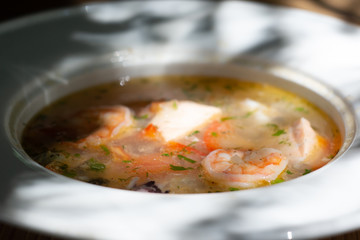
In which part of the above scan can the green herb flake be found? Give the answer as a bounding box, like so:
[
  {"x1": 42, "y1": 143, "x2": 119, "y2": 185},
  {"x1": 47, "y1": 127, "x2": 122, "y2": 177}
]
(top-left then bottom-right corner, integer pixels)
[
  {"x1": 303, "y1": 169, "x2": 312, "y2": 175},
  {"x1": 327, "y1": 154, "x2": 335, "y2": 159},
  {"x1": 170, "y1": 164, "x2": 193, "y2": 171},
  {"x1": 122, "y1": 159, "x2": 133, "y2": 163},
  {"x1": 63, "y1": 170, "x2": 76, "y2": 178},
  {"x1": 58, "y1": 163, "x2": 69, "y2": 171},
  {"x1": 243, "y1": 111, "x2": 255, "y2": 118},
  {"x1": 271, "y1": 178, "x2": 284, "y2": 184},
  {"x1": 100, "y1": 145, "x2": 110, "y2": 155},
  {"x1": 74, "y1": 153, "x2": 81, "y2": 158},
  {"x1": 118, "y1": 177, "x2": 130, "y2": 182},
  {"x1": 162, "y1": 153, "x2": 170, "y2": 157},
  {"x1": 62, "y1": 151, "x2": 71, "y2": 158},
  {"x1": 187, "y1": 141, "x2": 198, "y2": 147},
  {"x1": 272, "y1": 129, "x2": 286, "y2": 136},
  {"x1": 205, "y1": 85, "x2": 212, "y2": 92},
  {"x1": 211, "y1": 132, "x2": 218, "y2": 137},
  {"x1": 266, "y1": 123, "x2": 279, "y2": 130},
  {"x1": 172, "y1": 101, "x2": 178, "y2": 110},
  {"x1": 177, "y1": 154, "x2": 196, "y2": 163},
  {"x1": 279, "y1": 140, "x2": 291, "y2": 146},
  {"x1": 87, "y1": 158, "x2": 106, "y2": 172},
  {"x1": 134, "y1": 114, "x2": 149, "y2": 120},
  {"x1": 221, "y1": 116, "x2": 237, "y2": 122},
  {"x1": 286, "y1": 170, "x2": 293, "y2": 175},
  {"x1": 295, "y1": 107, "x2": 309, "y2": 113},
  {"x1": 188, "y1": 130, "x2": 200, "y2": 136},
  {"x1": 229, "y1": 187, "x2": 240, "y2": 191}
]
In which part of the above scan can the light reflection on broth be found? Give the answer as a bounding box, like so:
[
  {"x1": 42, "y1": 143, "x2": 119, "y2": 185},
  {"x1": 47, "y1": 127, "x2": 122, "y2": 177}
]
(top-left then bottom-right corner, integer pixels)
[{"x1": 22, "y1": 76, "x2": 341, "y2": 193}]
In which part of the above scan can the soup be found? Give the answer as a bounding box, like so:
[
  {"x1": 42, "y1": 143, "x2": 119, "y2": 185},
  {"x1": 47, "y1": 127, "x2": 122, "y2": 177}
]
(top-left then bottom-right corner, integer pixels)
[{"x1": 22, "y1": 75, "x2": 341, "y2": 193}]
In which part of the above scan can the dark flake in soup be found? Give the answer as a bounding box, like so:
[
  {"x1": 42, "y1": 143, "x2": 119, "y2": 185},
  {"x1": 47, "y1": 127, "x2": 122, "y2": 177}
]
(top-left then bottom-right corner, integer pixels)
[{"x1": 22, "y1": 75, "x2": 341, "y2": 193}]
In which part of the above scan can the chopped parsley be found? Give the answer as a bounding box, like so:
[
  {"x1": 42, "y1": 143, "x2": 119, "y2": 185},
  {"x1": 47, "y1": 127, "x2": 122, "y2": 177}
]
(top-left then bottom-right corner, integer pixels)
[
  {"x1": 271, "y1": 178, "x2": 284, "y2": 184},
  {"x1": 229, "y1": 187, "x2": 240, "y2": 191},
  {"x1": 188, "y1": 130, "x2": 200, "y2": 136},
  {"x1": 243, "y1": 111, "x2": 255, "y2": 118},
  {"x1": 303, "y1": 169, "x2": 312, "y2": 175},
  {"x1": 272, "y1": 129, "x2": 286, "y2": 136},
  {"x1": 63, "y1": 170, "x2": 76, "y2": 178},
  {"x1": 122, "y1": 160, "x2": 133, "y2": 163},
  {"x1": 87, "y1": 158, "x2": 106, "y2": 172},
  {"x1": 286, "y1": 170, "x2": 293, "y2": 175},
  {"x1": 177, "y1": 154, "x2": 196, "y2": 163},
  {"x1": 172, "y1": 101, "x2": 178, "y2": 110},
  {"x1": 170, "y1": 164, "x2": 193, "y2": 171},
  {"x1": 267, "y1": 123, "x2": 286, "y2": 136},
  {"x1": 266, "y1": 123, "x2": 279, "y2": 129},
  {"x1": 62, "y1": 151, "x2": 71, "y2": 158},
  {"x1": 279, "y1": 140, "x2": 291, "y2": 146},
  {"x1": 118, "y1": 177, "x2": 131, "y2": 182},
  {"x1": 295, "y1": 107, "x2": 308, "y2": 113},
  {"x1": 162, "y1": 153, "x2": 170, "y2": 157},
  {"x1": 211, "y1": 132, "x2": 218, "y2": 137},
  {"x1": 100, "y1": 145, "x2": 110, "y2": 155},
  {"x1": 187, "y1": 141, "x2": 198, "y2": 147},
  {"x1": 221, "y1": 116, "x2": 237, "y2": 122},
  {"x1": 134, "y1": 114, "x2": 149, "y2": 120},
  {"x1": 74, "y1": 153, "x2": 81, "y2": 158}
]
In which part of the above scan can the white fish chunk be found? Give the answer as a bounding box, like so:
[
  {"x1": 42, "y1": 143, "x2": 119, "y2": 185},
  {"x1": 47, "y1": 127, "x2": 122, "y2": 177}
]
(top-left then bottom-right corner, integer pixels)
[
  {"x1": 240, "y1": 98, "x2": 272, "y2": 124},
  {"x1": 150, "y1": 100, "x2": 221, "y2": 142},
  {"x1": 277, "y1": 117, "x2": 329, "y2": 169}
]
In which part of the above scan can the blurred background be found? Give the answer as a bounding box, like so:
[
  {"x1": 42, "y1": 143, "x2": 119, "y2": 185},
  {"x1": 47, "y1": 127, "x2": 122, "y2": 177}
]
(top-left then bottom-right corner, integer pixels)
[
  {"x1": 1, "y1": 1, "x2": 360, "y2": 240},
  {"x1": 1, "y1": 0, "x2": 360, "y2": 25}
]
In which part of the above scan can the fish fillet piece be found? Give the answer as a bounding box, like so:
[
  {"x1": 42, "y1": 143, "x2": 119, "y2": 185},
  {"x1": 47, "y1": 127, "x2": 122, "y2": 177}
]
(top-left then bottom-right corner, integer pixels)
[
  {"x1": 150, "y1": 100, "x2": 221, "y2": 142},
  {"x1": 240, "y1": 99, "x2": 272, "y2": 124},
  {"x1": 291, "y1": 117, "x2": 317, "y2": 158}
]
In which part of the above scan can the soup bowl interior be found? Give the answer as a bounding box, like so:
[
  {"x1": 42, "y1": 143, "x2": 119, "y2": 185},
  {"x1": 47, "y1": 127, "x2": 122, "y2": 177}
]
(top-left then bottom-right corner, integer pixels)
[{"x1": 6, "y1": 60, "x2": 356, "y2": 176}]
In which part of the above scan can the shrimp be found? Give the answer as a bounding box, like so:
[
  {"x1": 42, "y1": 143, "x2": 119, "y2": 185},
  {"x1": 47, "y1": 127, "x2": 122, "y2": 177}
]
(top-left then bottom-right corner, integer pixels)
[
  {"x1": 77, "y1": 106, "x2": 134, "y2": 146},
  {"x1": 201, "y1": 148, "x2": 288, "y2": 189},
  {"x1": 203, "y1": 121, "x2": 256, "y2": 151}
]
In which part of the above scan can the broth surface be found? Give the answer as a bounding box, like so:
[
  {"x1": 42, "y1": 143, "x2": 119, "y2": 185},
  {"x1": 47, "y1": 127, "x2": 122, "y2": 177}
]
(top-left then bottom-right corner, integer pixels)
[{"x1": 22, "y1": 75, "x2": 341, "y2": 193}]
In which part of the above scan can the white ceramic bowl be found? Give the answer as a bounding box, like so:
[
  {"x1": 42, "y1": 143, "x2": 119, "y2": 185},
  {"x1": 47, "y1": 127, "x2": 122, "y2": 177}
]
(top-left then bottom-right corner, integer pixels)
[{"x1": 2, "y1": 1, "x2": 360, "y2": 239}]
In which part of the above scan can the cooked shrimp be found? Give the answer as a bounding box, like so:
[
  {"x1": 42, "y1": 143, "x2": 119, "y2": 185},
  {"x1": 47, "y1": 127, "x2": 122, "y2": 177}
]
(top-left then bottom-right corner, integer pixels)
[
  {"x1": 201, "y1": 148, "x2": 288, "y2": 189},
  {"x1": 77, "y1": 106, "x2": 134, "y2": 146}
]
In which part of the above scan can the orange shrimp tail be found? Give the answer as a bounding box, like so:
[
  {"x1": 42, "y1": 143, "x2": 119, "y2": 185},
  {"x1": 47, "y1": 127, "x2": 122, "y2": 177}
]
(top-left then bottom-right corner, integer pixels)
[
  {"x1": 143, "y1": 123, "x2": 159, "y2": 139},
  {"x1": 203, "y1": 121, "x2": 229, "y2": 151},
  {"x1": 167, "y1": 141, "x2": 207, "y2": 157}
]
